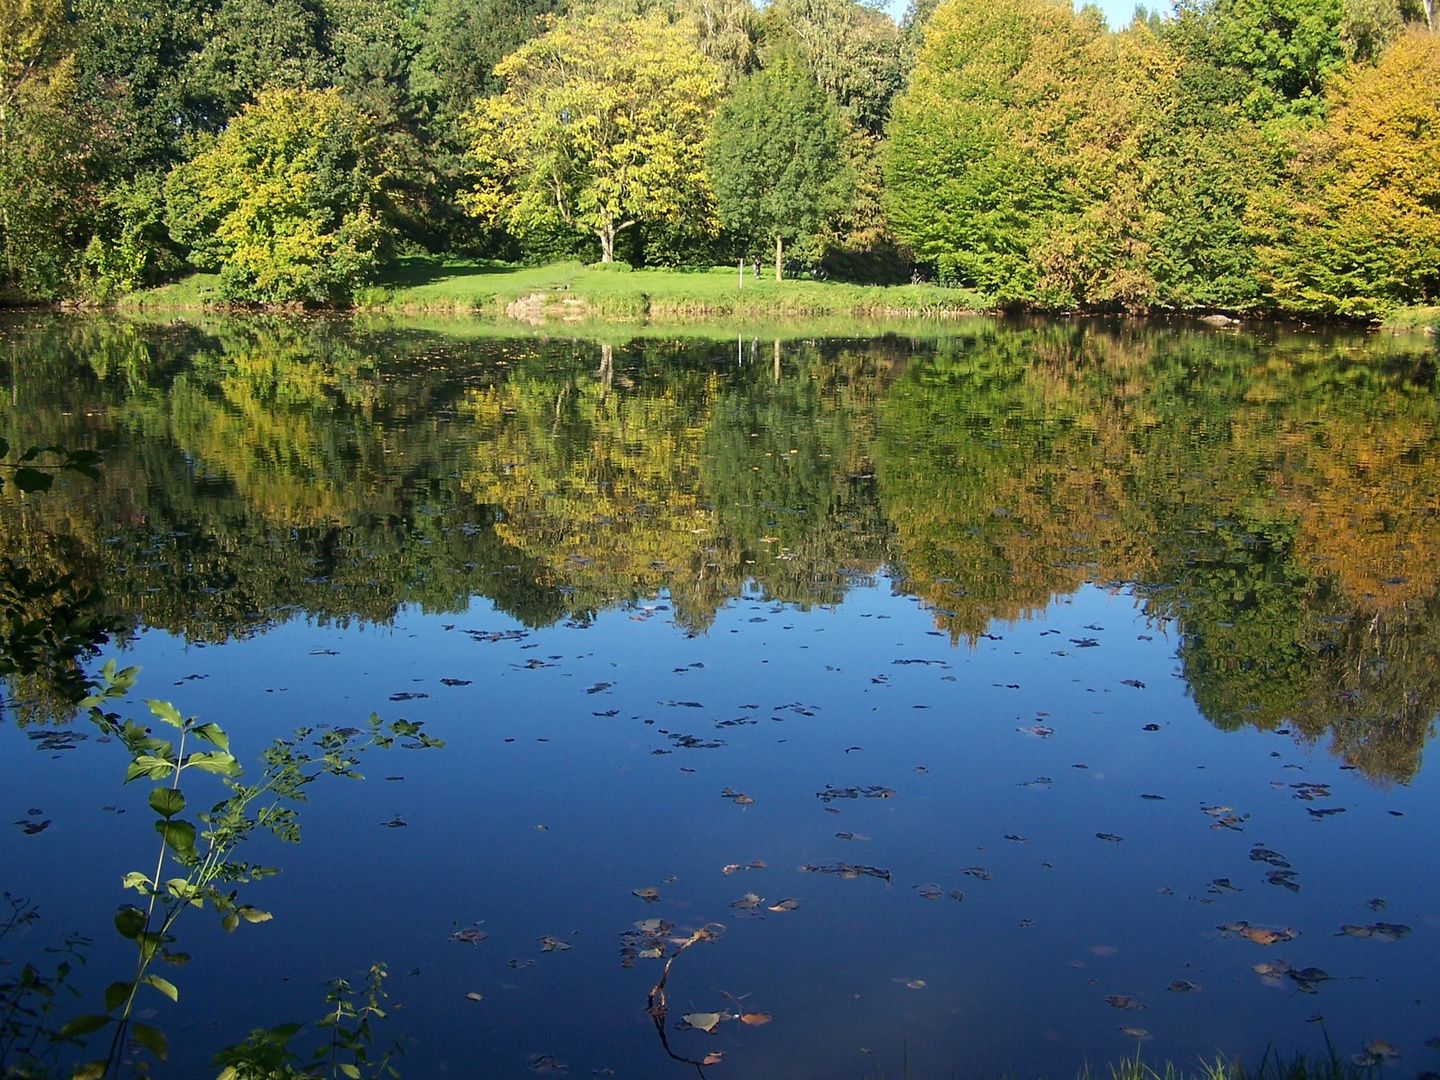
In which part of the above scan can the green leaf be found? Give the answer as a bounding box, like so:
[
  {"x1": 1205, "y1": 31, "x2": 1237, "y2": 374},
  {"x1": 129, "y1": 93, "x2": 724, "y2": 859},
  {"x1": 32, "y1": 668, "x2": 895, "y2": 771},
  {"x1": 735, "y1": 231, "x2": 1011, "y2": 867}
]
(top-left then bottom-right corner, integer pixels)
[
  {"x1": 14, "y1": 467, "x2": 53, "y2": 493},
  {"x1": 191, "y1": 722, "x2": 230, "y2": 752},
  {"x1": 59, "y1": 1014, "x2": 111, "y2": 1038},
  {"x1": 136, "y1": 932, "x2": 165, "y2": 962},
  {"x1": 236, "y1": 906, "x2": 273, "y2": 924},
  {"x1": 71, "y1": 1061, "x2": 107, "y2": 1080},
  {"x1": 339, "y1": 1064, "x2": 362, "y2": 1079},
  {"x1": 121, "y1": 871, "x2": 151, "y2": 893},
  {"x1": 125, "y1": 755, "x2": 174, "y2": 783},
  {"x1": 185, "y1": 751, "x2": 240, "y2": 776},
  {"x1": 62, "y1": 449, "x2": 104, "y2": 479},
  {"x1": 145, "y1": 700, "x2": 184, "y2": 729},
  {"x1": 131, "y1": 1021, "x2": 169, "y2": 1060},
  {"x1": 114, "y1": 906, "x2": 147, "y2": 940},
  {"x1": 221, "y1": 911, "x2": 240, "y2": 934},
  {"x1": 148, "y1": 787, "x2": 185, "y2": 818},
  {"x1": 142, "y1": 974, "x2": 179, "y2": 1003},
  {"x1": 154, "y1": 819, "x2": 197, "y2": 855},
  {"x1": 104, "y1": 980, "x2": 135, "y2": 1013}
]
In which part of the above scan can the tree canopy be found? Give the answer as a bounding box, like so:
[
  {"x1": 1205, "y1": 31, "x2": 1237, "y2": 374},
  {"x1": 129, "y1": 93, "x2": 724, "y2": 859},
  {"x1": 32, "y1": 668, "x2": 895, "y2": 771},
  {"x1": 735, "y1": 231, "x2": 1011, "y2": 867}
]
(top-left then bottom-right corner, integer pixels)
[
  {"x1": 1254, "y1": 27, "x2": 1440, "y2": 315},
  {"x1": 707, "y1": 47, "x2": 851, "y2": 279},
  {"x1": 165, "y1": 87, "x2": 395, "y2": 303},
  {"x1": 0, "y1": 0, "x2": 1436, "y2": 314},
  {"x1": 463, "y1": 13, "x2": 721, "y2": 263}
]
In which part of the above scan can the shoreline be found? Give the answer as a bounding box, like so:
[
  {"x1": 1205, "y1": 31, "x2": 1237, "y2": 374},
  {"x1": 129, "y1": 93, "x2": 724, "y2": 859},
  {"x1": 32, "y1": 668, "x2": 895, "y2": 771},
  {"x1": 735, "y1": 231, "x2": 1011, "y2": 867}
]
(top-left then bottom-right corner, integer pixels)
[{"x1": 8, "y1": 262, "x2": 1435, "y2": 333}]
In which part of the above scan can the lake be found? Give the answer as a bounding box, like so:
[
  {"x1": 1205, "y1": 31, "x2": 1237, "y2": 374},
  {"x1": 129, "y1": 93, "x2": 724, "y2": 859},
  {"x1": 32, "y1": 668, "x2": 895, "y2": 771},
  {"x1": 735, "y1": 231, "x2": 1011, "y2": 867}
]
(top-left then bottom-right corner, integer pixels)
[{"x1": 2, "y1": 313, "x2": 1438, "y2": 1080}]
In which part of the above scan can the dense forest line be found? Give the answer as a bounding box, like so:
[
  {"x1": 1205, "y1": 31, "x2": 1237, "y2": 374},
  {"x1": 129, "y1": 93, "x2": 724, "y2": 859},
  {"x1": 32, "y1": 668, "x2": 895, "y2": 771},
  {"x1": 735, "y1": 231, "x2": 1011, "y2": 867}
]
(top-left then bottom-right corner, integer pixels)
[
  {"x1": 3, "y1": 316, "x2": 1439, "y2": 779},
  {"x1": 1, "y1": 0, "x2": 1437, "y2": 314}
]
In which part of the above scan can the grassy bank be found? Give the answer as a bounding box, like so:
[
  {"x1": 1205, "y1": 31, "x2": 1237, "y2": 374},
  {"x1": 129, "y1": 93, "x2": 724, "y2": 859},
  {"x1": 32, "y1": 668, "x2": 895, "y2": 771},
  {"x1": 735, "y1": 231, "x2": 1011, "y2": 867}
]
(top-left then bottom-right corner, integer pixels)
[
  {"x1": 119, "y1": 259, "x2": 989, "y2": 321},
  {"x1": 1383, "y1": 305, "x2": 1439, "y2": 333}
]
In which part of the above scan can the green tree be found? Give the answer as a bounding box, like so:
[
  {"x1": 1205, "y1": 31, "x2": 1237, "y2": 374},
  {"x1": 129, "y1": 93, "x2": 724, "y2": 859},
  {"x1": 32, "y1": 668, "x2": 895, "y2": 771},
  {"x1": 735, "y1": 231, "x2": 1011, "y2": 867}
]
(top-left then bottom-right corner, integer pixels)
[
  {"x1": 1252, "y1": 27, "x2": 1440, "y2": 316},
  {"x1": 165, "y1": 86, "x2": 395, "y2": 304},
  {"x1": 706, "y1": 48, "x2": 851, "y2": 279},
  {"x1": 463, "y1": 13, "x2": 720, "y2": 263},
  {"x1": 763, "y1": 0, "x2": 903, "y2": 136},
  {"x1": 1167, "y1": 0, "x2": 1349, "y2": 124},
  {"x1": 0, "y1": 0, "x2": 109, "y2": 298},
  {"x1": 884, "y1": 0, "x2": 1156, "y2": 307}
]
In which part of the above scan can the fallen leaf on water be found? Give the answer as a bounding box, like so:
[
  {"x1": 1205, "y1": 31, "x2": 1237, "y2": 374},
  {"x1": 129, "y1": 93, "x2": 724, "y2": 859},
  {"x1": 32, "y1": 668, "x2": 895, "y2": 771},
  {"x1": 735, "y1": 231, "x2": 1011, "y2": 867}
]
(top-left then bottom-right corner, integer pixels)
[
  {"x1": 1105, "y1": 996, "x2": 1145, "y2": 1010},
  {"x1": 451, "y1": 926, "x2": 488, "y2": 945},
  {"x1": 1338, "y1": 922, "x2": 1410, "y2": 941},
  {"x1": 1096, "y1": 833, "x2": 1124, "y2": 843},
  {"x1": 681, "y1": 1013, "x2": 722, "y2": 1034},
  {"x1": 465, "y1": 991, "x2": 483, "y2": 1002},
  {"x1": 1266, "y1": 870, "x2": 1300, "y2": 892},
  {"x1": 915, "y1": 884, "x2": 943, "y2": 900},
  {"x1": 739, "y1": 1013, "x2": 772, "y2": 1026},
  {"x1": 730, "y1": 893, "x2": 763, "y2": 910},
  {"x1": 1121, "y1": 1027, "x2": 1151, "y2": 1039},
  {"x1": 537, "y1": 935, "x2": 571, "y2": 952},
  {"x1": 1218, "y1": 922, "x2": 1295, "y2": 946},
  {"x1": 1168, "y1": 980, "x2": 1200, "y2": 992},
  {"x1": 632, "y1": 888, "x2": 659, "y2": 903},
  {"x1": 801, "y1": 862, "x2": 891, "y2": 882},
  {"x1": 1253, "y1": 960, "x2": 1292, "y2": 978},
  {"x1": 1018, "y1": 725, "x2": 1055, "y2": 738},
  {"x1": 702, "y1": 1052, "x2": 724, "y2": 1066},
  {"x1": 962, "y1": 866, "x2": 992, "y2": 880},
  {"x1": 1287, "y1": 967, "x2": 1331, "y2": 993},
  {"x1": 528, "y1": 1054, "x2": 566, "y2": 1073},
  {"x1": 767, "y1": 899, "x2": 799, "y2": 912}
]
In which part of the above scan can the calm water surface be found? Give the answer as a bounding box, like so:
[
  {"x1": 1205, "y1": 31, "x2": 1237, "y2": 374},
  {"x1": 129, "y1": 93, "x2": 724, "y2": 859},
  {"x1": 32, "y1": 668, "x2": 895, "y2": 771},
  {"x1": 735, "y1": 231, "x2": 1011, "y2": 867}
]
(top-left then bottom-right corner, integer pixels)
[{"x1": 2, "y1": 314, "x2": 1439, "y2": 1079}]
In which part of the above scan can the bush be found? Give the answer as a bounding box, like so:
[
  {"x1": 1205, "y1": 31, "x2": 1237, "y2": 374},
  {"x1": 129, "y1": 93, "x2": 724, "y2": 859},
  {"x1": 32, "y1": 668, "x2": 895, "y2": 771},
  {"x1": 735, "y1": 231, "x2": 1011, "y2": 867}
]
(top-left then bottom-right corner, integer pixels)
[{"x1": 165, "y1": 87, "x2": 396, "y2": 305}]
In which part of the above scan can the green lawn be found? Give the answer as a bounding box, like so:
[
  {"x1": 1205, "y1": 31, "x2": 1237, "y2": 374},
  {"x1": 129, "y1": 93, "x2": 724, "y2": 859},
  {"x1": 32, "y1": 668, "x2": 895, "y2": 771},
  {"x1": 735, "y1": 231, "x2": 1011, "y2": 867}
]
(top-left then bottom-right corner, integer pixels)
[{"x1": 121, "y1": 259, "x2": 989, "y2": 321}]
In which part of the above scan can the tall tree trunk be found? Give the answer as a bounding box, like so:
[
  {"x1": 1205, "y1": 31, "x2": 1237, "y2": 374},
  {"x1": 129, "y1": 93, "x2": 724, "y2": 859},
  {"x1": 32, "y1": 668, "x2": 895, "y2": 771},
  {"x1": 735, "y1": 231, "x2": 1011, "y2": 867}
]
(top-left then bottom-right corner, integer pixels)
[
  {"x1": 599, "y1": 223, "x2": 615, "y2": 263},
  {"x1": 773, "y1": 337, "x2": 781, "y2": 383},
  {"x1": 774, "y1": 235, "x2": 783, "y2": 282},
  {"x1": 1426, "y1": 0, "x2": 1436, "y2": 32}
]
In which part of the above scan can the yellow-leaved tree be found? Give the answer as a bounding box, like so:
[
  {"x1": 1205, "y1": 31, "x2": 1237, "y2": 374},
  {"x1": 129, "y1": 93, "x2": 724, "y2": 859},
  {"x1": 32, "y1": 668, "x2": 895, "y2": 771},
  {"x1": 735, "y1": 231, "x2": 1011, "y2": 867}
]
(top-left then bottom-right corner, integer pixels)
[
  {"x1": 463, "y1": 13, "x2": 721, "y2": 263},
  {"x1": 1253, "y1": 28, "x2": 1440, "y2": 317}
]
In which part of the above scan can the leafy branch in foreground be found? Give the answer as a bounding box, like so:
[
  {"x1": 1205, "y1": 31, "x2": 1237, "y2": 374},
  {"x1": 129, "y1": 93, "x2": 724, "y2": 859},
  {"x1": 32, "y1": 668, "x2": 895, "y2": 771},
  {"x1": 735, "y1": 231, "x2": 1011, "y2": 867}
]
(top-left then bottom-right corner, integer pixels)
[
  {"x1": 211, "y1": 963, "x2": 402, "y2": 1080},
  {"x1": 45, "y1": 660, "x2": 442, "y2": 1080},
  {"x1": 0, "y1": 439, "x2": 103, "y2": 496}
]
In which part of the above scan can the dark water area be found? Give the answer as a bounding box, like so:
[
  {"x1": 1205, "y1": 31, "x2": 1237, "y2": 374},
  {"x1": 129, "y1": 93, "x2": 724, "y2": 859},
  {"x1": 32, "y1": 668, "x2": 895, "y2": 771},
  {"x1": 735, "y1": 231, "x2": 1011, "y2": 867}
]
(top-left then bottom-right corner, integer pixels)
[{"x1": 2, "y1": 313, "x2": 1439, "y2": 1080}]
